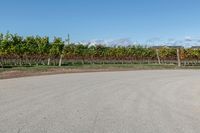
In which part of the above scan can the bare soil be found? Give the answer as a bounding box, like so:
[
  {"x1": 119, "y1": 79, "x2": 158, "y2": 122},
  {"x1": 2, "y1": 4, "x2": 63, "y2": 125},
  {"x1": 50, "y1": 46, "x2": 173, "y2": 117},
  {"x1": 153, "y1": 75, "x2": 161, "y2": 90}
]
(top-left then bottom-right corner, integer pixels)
[{"x1": 0, "y1": 68, "x2": 135, "y2": 79}]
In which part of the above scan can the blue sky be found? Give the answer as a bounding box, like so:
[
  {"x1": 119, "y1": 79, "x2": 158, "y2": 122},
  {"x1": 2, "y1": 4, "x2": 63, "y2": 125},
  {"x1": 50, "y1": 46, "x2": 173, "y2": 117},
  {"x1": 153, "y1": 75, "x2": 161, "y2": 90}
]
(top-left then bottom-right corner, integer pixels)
[{"x1": 0, "y1": 0, "x2": 200, "y2": 44}]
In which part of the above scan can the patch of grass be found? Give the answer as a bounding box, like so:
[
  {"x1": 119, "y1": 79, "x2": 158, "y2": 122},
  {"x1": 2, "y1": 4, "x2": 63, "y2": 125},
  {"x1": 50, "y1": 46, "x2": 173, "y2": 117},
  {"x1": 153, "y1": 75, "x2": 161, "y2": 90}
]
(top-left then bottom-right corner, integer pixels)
[
  {"x1": 2, "y1": 63, "x2": 200, "y2": 74},
  {"x1": 1, "y1": 64, "x2": 200, "y2": 79},
  {"x1": 180, "y1": 66, "x2": 200, "y2": 69},
  {"x1": 0, "y1": 63, "x2": 177, "y2": 73}
]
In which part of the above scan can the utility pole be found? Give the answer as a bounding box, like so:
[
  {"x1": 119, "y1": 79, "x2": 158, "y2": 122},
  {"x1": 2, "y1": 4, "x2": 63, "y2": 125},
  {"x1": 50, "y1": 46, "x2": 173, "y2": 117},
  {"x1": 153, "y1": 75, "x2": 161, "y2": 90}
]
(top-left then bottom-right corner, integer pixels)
[
  {"x1": 59, "y1": 34, "x2": 70, "y2": 67},
  {"x1": 67, "y1": 34, "x2": 70, "y2": 45}
]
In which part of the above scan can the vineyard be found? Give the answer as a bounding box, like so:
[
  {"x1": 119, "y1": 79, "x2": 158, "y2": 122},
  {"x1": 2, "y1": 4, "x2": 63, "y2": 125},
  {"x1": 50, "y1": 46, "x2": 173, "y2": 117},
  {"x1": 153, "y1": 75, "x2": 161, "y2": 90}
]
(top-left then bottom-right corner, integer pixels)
[{"x1": 1, "y1": 33, "x2": 200, "y2": 68}]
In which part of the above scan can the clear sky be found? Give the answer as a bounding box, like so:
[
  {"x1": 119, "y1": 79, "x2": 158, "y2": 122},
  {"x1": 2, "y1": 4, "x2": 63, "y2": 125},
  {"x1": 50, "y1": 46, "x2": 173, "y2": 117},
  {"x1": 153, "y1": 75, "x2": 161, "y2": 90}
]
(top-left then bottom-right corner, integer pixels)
[{"x1": 0, "y1": 0, "x2": 200, "y2": 43}]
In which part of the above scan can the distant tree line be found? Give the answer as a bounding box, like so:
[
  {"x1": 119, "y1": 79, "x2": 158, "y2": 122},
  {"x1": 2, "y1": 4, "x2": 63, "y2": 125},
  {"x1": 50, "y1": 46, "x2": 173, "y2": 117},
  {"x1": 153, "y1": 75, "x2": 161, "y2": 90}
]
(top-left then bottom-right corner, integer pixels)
[{"x1": 1, "y1": 33, "x2": 200, "y2": 67}]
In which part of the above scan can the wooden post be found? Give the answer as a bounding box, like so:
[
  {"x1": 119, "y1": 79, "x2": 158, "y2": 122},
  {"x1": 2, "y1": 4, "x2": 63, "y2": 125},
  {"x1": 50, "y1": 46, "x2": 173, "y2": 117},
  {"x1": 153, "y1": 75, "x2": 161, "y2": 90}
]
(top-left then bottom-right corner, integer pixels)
[
  {"x1": 177, "y1": 48, "x2": 181, "y2": 67},
  {"x1": 0, "y1": 57, "x2": 3, "y2": 68},
  {"x1": 47, "y1": 57, "x2": 51, "y2": 66},
  {"x1": 59, "y1": 55, "x2": 63, "y2": 67},
  {"x1": 156, "y1": 49, "x2": 161, "y2": 64}
]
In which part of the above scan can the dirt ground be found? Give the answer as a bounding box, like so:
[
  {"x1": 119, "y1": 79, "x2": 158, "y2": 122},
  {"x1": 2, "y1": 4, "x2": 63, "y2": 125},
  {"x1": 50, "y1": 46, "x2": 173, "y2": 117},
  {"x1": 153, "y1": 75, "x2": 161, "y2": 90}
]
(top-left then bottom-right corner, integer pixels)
[{"x1": 0, "y1": 68, "x2": 136, "y2": 79}]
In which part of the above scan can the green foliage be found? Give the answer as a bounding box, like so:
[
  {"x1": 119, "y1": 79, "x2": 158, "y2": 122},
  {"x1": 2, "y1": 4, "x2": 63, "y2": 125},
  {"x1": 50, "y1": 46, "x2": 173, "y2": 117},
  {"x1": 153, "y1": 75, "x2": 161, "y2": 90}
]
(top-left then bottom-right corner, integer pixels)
[
  {"x1": 159, "y1": 48, "x2": 177, "y2": 60},
  {"x1": 49, "y1": 37, "x2": 64, "y2": 57},
  {"x1": 0, "y1": 32, "x2": 200, "y2": 67}
]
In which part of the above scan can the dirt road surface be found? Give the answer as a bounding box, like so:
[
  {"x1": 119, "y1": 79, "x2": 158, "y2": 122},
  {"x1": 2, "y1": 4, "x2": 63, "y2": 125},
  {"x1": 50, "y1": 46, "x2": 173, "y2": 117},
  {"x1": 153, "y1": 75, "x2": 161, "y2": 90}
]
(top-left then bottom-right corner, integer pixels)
[{"x1": 0, "y1": 70, "x2": 200, "y2": 133}]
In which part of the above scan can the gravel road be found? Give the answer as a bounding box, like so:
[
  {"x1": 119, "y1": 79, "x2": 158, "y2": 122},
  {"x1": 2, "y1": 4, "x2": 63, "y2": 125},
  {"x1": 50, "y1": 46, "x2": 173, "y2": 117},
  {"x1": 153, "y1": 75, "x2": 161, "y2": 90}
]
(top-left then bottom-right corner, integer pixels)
[{"x1": 0, "y1": 70, "x2": 200, "y2": 133}]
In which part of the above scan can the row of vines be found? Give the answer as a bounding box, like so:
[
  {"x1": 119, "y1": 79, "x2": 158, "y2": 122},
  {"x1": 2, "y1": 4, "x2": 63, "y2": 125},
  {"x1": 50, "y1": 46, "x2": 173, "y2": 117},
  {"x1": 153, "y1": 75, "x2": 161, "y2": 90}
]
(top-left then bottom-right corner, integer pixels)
[{"x1": 1, "y1": 33, "x2": 200, "y2": 67}]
